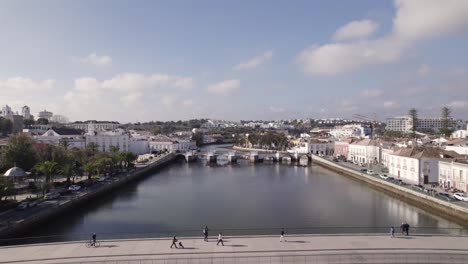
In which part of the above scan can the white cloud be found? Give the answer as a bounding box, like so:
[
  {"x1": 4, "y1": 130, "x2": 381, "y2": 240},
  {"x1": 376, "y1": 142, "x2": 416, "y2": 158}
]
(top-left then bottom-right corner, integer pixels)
[
  {"x1": 206, "y1": 79, "x2": 240, "y2": 95},
  {"x1": 269, "y1": 106, "x2": 285, "y2": 113},
  {"x1": 452, "y1": 67, "x2": 465, "y2": 76},
  {"x1": 80, "y1": 53, "x2": 113, "y2": 66},
  {"x1": 384, "y1": 101, "x2": 400, "y2": 109},
  {"x1": 0, "y1": 77, "x2": 55, "y2": 94},
  {"x1": 447, "y1": 100, "x2": 467, "y2": 109},
  {"x1": 333, "y1": 20, "x2": 379, "y2": 41},
  {"x1": 298, "y1": 0, "x2": 468, "y2": 76},
  {"x1": 360, "y1": 89, "x2": 382, "y2": 98},
  {"x1": 235, "y1": 50, "x2": 273, "y2": 70},
  {"x1": 417, "y1": 64, "x2": 431, "y2": 76}
]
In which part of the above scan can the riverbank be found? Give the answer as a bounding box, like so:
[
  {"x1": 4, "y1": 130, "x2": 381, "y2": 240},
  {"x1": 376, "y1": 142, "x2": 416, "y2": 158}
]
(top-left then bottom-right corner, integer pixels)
[
  {"x1": 0, "y1": 153, "x2": 176, "y2": 239},
  {"x1": 311, "y1": 154, "x2": 468, "y2": 225}
]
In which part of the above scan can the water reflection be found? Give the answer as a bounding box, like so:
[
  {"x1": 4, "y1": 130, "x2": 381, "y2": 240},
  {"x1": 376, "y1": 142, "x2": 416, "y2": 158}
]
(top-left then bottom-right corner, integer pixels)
[{"x1": 25, "y1": 162, "x2": 464, "y2": 239}]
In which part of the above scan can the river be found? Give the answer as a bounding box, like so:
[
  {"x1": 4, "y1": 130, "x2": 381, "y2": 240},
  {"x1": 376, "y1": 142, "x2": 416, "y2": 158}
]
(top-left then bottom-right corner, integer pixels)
[{"x1": 24, "y1": 158, "x2": 463, "y2": 240}]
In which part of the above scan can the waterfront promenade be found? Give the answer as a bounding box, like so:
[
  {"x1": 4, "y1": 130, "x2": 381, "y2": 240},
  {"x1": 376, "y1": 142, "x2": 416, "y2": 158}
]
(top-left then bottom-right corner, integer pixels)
[{"x1": 1, "y1": 234, "x2": 468, "y2": 263}]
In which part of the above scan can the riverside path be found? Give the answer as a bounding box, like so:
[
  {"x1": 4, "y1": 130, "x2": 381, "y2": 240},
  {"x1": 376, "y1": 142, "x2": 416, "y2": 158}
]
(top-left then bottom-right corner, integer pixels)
[{"x1": 1, "y1": 234, "x2": 468, "y2": 263}]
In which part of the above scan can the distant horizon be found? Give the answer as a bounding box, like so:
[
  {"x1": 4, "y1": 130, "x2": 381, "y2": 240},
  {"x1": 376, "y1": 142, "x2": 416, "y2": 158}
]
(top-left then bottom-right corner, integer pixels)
[{"x1": 1, "y1": 0, "x2": 468, "y2": 121}]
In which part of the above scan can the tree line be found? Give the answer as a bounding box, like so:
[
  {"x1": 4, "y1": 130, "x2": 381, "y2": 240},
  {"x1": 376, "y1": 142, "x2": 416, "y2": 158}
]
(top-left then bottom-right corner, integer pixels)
[
  {"x1": 233, "y1": 131, "x2": 289, "y2": 151},
  {"x1": 0, "y1": 134, "x2": 137, "y2": 198}
]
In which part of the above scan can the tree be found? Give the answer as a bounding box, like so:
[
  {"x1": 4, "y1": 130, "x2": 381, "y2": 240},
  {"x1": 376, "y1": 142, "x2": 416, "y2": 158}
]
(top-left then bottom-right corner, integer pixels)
[
  {"x1": 0, "y1": 177, "x2": 14, "y2": 201},
  {"x1": 408, "y1": 108, "x2": 418, "y2": 138},
  {"x1": 1, "y1": 134, "x2": 38, "y2": 171},
  {"x1": 60, "y1": 163, "x2": 76, "y2": 185},
  {"x1": 33, "y1": 161, "x2": 59, "y2": 195},
  {"x1": 0, "y1": 117, "x2": 13, "y2": 136},
  {"x1": 36, "y1": 118, "x2": 49, "y2": 125},
  {"x1": 86, "y1": 142, "x2": 99, "y2": 155},
  {"x1": 23, "y1": 118, "x2": 35, "y2": 128},
  {"x1": 192, "y1": 131, "x2": 204, "y2": 147},
  {"x1": 109, "y1": 145, "x2": 119, "y2": 153},
  {"x1": 441, "y1": 106, "x2": 452, "y2": 137}
]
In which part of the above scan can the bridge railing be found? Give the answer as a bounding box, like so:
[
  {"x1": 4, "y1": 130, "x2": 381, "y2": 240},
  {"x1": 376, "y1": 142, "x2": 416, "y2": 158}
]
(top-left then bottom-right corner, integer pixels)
[
  {"x1": 1, "y1": 226, "x2": 468, "y2": 246},
  {"x1": 46, "y1": 252, "x2": 468, "y2": 264}
]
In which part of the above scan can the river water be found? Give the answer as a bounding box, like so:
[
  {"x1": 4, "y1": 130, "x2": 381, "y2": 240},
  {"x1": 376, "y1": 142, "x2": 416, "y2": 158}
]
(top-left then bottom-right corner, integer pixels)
[{"x1": 25, "y1": 159, "x2": 464, "y2": 240}]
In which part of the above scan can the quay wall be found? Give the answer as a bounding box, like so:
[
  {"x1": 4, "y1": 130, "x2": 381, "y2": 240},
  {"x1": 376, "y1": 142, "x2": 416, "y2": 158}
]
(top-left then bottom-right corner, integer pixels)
[
  {"x1": 311, "y1": 154, "x2": 468, "y2": 225},
  {"x1": 232, "y1": 146, "x2": 288, "y2": 154},
  {"x1": 0, "y1": 154, "x2": 176, "y2": 239}
]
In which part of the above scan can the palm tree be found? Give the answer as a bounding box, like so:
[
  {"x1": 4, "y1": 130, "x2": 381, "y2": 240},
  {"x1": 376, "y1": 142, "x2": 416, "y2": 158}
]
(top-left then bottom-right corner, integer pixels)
[
  {"x1": 33, "y1": 161, "x2": 59, "y2": 196},
  {"x1": 60, "y1": 163, "x2": 76, "y2": 185},
  {"x1": 83, "y1": 162, "x2": 95, "y2": 180},
  {"x1": 109, "y1": 145, "x2": 120, "y2": 153}
]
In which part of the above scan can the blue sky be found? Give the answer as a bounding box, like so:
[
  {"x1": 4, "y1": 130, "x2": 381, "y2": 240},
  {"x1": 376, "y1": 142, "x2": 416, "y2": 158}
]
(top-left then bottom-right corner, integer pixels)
[{"x1": 1, "y1": 0, "x2": 468, "y2": 122}]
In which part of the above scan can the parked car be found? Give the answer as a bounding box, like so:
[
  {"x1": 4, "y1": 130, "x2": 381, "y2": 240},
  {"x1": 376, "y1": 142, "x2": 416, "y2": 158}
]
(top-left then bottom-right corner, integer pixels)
[
  {"x1": 28, "y1": 200, "x2": 39, "y2": 207},
  {"x1": 16, "y1": 202, "x2": 30, "y2": 210},
  {"x1": 360, "y1": 168, "x2": 368, "y2": 173},
  {"x1": 394, "y1": 179, "x2": 406, "y2": 185},
  {"x1": 411, "y1": 184, "x2": 425, "y2": 192},
  {"x1": 68, "y1": 185, "x2": 81, "y2": 191},
  {"x1": 379, "y1": 174, "x2": 388, "y2": 180},
  {"x1": 97, "y1": 176, "x2": 109, "y2": 182},
  {"x1": 453, "y1": 193, "x2": 468, "y2": 202},
  {"x1": 45, "y1": 192, "x2": 61, "y2": 200},
  {"x1": 436, "y1": 193, "x2": 456, "y2": 202},
  {"x1": 366, "y1": 170, "x2": 376, "y2": 175},
  {"x1": 386, "y1": 177, "x2": 396, "y2": 182}
]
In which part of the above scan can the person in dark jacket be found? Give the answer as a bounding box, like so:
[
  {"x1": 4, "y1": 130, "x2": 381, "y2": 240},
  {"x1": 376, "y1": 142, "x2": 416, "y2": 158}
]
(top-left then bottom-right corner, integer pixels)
[
  {"x1": 203, "y1": 226, "x2": 209, "y2": 241},
  {"x1": 170, "y1": 236, "x2": 178, "y2": 248}
]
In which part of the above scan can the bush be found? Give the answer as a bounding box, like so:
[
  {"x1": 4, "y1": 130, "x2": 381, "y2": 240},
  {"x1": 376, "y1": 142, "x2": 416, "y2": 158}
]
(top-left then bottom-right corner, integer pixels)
[{"x1": 28, "y1": 182, "x2": 37, "y2": 190}]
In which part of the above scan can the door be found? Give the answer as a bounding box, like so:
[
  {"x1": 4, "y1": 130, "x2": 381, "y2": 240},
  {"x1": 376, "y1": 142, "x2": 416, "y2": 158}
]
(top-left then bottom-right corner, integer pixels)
[{"x1": 423, "y1": 175, "x2": 429, "y2": 184}]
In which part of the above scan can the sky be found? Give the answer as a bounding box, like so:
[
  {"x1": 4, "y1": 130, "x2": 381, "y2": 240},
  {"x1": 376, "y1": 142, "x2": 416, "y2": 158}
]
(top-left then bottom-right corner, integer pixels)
[{"x1": 1, "y1": 0, "x2": 468, "y2": 123}]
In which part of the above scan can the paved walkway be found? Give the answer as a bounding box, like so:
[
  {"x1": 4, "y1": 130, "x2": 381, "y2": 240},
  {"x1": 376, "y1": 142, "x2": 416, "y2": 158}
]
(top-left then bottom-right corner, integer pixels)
[{"x1": 1, "y1": 234, "x2": 468, "y2": 263}]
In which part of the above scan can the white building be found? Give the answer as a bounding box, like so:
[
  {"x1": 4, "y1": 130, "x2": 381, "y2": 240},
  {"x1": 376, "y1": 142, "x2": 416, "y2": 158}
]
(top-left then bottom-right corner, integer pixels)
[
  {"x1": 38, "y1": 109, "x2": 53, "y2": 120},
  {"x1": 288, "y1": 141, "x2": 334, "y2": 155},
  {"x1": 66, "y1": 121, "x2": 120, "y2": 132},
  {"x1": 439, "y1": 160, "x2": 468, "y2": 192},
  {"x1": 348, "y1": 139, "x2": 381, "y2": 164},
  {"x1": 129, "y1": 139, "x2": 150, "y2": 155},
  {"x1": 451, "y1": 129, "x2": 468, "y2": 139},
  {"x1": 85, "y1": 128, "x2": 129, "y2": 152},
  {"x1": 34, "y1": 127, "x2": 86, "y2": 149},
  {"x1": 22, "y1": 124, "x2": 51, "y2": 135},
  {"x1": 444, "y1": 139, "x2": 468, "y2": 157},
  {"x1": 386, "y1": 116, "x2": 461, "y2": 133},
  {"x1": 1, "y1": 105, "x2": 14, "y2": 117},
  {"x1": 21, "y1": 106, "x2": 31, "y2": 119},
  {"x1": 387, "y1": 147, "x2": 444, "y2": 184},
  {"x1": 329, "y1": 124, "x2": 371, "y2": 139},
  {"x1": 149, "y1": 135, "x2": 196, "y2": 153}
]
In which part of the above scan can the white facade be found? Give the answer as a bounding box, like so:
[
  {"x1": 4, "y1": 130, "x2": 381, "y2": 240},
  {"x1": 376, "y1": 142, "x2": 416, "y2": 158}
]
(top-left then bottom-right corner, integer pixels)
[
  {"x1": 38, "y1": 110, "x2": 53, "y2": 120},
  {"x1": 21, "y1": 106, "x2": 31, "y2": 119},
  {"x1": 386, "y1": 116, "x2": 461, "y2": 133},
  {"x1": 1, "y1": 105, "x2": 14, "y2": 117},
  {"x1": 439, "y1": 161, "x2": 468, "y2": 192},
  {"x1": 348, "y1": 139, "x2": 381, "y2": 164},
  {"x1": 85, "y1": 129, "x2": 129, "y2": 152},
  {"x1": 129, "y1": 139, "x2": 150, "y2": 155},
  {"x1": 34, "y1": 128, "x2": 86, "y2": 149},
  {"x1": 288, "y1": 141, "x2": 333, "y2": 155},
  {"x1": 387, "y1": 148, "x2": 440, "y2": 184},
  {"x1": 329, "y1": 124, "x2": 371, "y2": 139},
  {"x1": 451, "y1": 130, "x2": 468, "y2": 139},
  {"x1": 67, "y1": 122, "x2": 120, "y2": 132},
  {"x1": 149, "y1": 139, "x2": 196, "y2": 153}
]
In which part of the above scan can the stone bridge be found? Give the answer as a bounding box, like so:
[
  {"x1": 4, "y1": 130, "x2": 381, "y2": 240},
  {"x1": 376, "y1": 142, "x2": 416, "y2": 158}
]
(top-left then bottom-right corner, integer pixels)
[{"x1": 176, "y1": 150, "x2": 312, "y2": 165}]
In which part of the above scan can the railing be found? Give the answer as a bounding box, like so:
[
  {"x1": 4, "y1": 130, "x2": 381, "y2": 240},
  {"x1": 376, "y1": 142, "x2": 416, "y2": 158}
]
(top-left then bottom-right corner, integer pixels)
[
  {"x1": 57, "y1": 252, "x2": 468, "y2": 264},
  {"x1": 1, "y1": 226, "x2": 468, "y2": 246}
]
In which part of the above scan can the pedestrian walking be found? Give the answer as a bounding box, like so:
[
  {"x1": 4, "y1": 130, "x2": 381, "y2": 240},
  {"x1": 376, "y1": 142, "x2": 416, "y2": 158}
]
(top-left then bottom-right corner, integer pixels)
[
  {"x1": 280, "y1": 229, "x2": 287, "y2": 242},
  {"x1": 390, "y1": 226, "x2": 395, "y2": 238},
  {"x1": 203, "y1": 225, "x2": 209, "y2": 241},
  {"x1": 170, "y1": 236, "x2": 178, "y2": 248},
  {"x1": 403, "y1": 223, "x2": 410, "y2": 236},
  {"x1": 217, "y1": 232, "x2": 224, "y2": 246}
]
